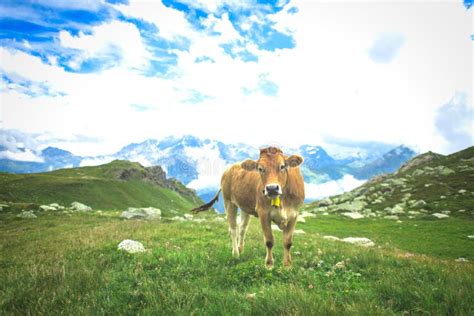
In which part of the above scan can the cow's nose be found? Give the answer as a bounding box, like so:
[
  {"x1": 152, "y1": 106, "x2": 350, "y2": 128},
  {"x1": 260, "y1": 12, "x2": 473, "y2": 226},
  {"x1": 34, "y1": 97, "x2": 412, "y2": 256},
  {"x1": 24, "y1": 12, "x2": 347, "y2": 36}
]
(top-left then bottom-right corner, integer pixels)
[{"x1": 265, "y1": 184, "x2": 280, "y2": 194}]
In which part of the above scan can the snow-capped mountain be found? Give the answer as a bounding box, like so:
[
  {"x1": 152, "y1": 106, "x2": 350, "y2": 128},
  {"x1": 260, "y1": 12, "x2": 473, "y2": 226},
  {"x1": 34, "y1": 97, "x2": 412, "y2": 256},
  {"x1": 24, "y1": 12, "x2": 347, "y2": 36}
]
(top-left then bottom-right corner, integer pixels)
[{"x1": 0, "y1": 134, "x2": 417, "y2": 211}]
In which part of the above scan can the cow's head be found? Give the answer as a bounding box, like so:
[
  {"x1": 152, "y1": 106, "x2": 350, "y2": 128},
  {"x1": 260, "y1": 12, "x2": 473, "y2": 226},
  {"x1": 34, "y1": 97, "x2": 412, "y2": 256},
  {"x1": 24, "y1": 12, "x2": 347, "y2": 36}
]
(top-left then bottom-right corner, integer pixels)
[{"x1": 241, "y1": 146, "x2": 303, "y2": 198}]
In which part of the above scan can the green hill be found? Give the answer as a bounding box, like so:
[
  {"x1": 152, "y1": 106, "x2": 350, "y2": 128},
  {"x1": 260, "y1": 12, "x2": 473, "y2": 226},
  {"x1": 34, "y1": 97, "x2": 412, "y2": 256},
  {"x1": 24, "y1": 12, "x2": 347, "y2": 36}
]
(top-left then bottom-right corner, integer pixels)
[
  {"x1": 0, "y1": 160, "x2": 202, "y2": 212},
  {"x1": 305, "y1": 146, "x2": 474, "y2": 219}
]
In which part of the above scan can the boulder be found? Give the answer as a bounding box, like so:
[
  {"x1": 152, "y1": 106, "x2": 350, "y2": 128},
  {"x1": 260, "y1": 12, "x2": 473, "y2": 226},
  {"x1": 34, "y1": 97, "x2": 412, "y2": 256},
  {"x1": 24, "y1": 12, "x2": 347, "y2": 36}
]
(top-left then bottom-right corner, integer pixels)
[
  {"x1": 384, "y1": 215, "x2": 399, "y2": 220},
  {"x1": 432, "y1": 213, "x2": 449, "y2": 219},
  {"x1": 71, "y1": 202, "x2": 92, "y2": 212},
  {"x1": 121, "y1": 207, "x2": 161, "y2": 220},
  {"x1": 412, "y1": 169, "x2": 424, "y2": 177},
  {"x1": 335, "y1": 200, "x2": 367, "y2": 212},
  {"x1": 297, "y1": 216, "x2": 306, "y2": 223},
  {"x1": 435, "y1": 166, "x2": 455, "y2": 176},
  {"x1": 294, "y1": 229, "x2": 306, "y2": 235},
  {"x1": 300, "y1": 211, "x2": 317, "y2": 218},
  {"x1": 118, "y1": 240, "x2": 146, "y2": 253},
  {"x1": 388, "y1": 204, "x2": 405, "y2": 215},
  {"x1": 341, "y1": 237, "x2": 375, "y2": 247},
  {"x1": 171, "y1": 216, "x2": 186, "y2": 222},
  {"x1": 40, "y1": 205, "x2": 57, "y2": 211},
  {"x1": 323, "y1": 236, "x2": 340, "y2": 241},
  {"x1": 318, "y1": 198, "x2": 333, "y2": 206},
  {"x1": 183, "y1": 213, "x2": 194, "y2": 220},
  {"x1": 17, "y1": 210, "x2": 37, "y2": 219},
  {"x1": 342, "y1": 212, "x2": 364, "y2": 219},
  {"x1": 410, "y1": 200, "x2": 427, "y2": 208}
]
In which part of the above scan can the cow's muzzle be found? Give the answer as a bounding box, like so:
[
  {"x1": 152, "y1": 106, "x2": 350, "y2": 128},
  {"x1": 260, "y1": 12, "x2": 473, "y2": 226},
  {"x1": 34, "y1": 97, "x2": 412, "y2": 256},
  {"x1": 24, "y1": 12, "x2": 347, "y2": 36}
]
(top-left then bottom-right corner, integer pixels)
[{"x1": 264, "y1": 183, "x2": 282, "y2": 197}]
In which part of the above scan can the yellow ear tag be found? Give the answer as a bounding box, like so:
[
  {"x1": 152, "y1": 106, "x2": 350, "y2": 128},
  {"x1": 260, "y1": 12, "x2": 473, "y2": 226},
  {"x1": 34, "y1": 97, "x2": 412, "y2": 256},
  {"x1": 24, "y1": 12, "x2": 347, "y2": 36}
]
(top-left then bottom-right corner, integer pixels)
[{"x1": 271, "y1": 196, "x2": 281, "y2": 207}]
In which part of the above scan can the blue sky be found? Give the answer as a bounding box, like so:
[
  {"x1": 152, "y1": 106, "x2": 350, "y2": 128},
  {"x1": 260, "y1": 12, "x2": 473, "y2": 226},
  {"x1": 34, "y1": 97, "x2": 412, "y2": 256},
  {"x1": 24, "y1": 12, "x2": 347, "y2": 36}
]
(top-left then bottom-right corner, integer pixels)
[{"x1": 0, "y1": 0, "x2": 472, "y2": 157}]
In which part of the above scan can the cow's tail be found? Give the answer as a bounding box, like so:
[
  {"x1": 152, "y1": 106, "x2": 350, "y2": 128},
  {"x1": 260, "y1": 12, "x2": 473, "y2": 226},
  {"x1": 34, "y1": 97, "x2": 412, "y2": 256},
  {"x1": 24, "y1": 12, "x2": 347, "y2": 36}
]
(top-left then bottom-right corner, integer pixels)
[{"x1": 191, "y1": 189, "x2": 222, "y2": 213}]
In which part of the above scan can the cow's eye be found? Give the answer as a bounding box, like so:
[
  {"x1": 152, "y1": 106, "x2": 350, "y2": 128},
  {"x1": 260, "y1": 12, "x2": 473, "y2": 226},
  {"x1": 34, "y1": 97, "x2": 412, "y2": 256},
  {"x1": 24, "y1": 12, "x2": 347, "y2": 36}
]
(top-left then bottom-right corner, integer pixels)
[
  {"x1": 280, "y1": 164, "x2": 286, "y2": 171},
  {"x1": 258, "y1": 166, "x2": 265, "y2": 173}
]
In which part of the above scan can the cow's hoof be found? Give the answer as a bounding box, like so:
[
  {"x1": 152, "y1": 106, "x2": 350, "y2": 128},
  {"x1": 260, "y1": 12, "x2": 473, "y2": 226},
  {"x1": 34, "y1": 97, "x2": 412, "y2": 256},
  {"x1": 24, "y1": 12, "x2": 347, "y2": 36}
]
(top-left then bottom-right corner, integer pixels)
[
  {"x1": 265, "y1": 260, "x2": 274, "y2": 269},
  {"x1": 232, "y1": 250, "x2": 240, "y2": 258},
  {"x1": 238, "y1": 246, "x2": 244, "y2": 254}
]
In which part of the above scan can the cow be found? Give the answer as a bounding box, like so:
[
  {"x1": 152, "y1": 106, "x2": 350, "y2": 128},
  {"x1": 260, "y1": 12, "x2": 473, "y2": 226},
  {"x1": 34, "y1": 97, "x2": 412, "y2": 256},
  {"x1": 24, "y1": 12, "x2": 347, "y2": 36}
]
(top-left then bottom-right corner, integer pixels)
[{"x1": 192, "y1": 146, "x2": 305, "y2": 267}]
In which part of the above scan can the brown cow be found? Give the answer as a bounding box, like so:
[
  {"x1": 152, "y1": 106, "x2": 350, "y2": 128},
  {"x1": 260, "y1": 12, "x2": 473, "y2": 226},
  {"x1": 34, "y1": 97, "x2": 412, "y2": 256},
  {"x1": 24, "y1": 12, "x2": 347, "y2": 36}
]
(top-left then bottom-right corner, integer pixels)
[{"x1": 192, "y1": 146, "x2": 305, "y2": 267}]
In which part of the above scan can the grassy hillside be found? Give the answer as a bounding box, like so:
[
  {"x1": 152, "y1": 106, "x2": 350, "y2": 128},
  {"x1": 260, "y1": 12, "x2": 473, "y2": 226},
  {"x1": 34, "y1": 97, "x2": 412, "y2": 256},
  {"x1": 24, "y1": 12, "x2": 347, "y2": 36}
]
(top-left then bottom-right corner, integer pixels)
[
  {"x1": 0, "y1": 210, "x2": 472, "y2": 315},
  {"x1": 305, "y1": 146, "x2": 474, "y2": 219},
  {"x1": 0, "y1": 160, "x2": 202, "y2": 212}
]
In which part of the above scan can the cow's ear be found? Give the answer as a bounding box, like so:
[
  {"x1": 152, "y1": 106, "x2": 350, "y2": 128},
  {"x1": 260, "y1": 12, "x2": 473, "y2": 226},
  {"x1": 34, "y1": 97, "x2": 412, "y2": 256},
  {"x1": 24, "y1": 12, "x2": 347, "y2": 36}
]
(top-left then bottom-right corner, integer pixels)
[
  {"x1": 241, "y1": 159, "x2": 257, "y2": 171},
  {"x1": 286, "y1": 155, "x2": 303, "y2": 168}
]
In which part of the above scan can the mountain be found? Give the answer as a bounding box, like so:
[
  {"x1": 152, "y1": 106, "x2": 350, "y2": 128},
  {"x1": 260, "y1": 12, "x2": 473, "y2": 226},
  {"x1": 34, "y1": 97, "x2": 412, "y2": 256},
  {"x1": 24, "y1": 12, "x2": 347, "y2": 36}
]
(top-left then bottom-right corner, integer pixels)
[
  {"x1": 351, "y1": 145, "x2": 416, "y2": 179},
  {"x1": 0, "y1": 135, "x2": 418, "y2": 211},
  {"x1": 304, "y1": 146, "x2": 474, "y2": 218},
  {"x1": 0, "y1": 160, "x2": 202, "y2": 212}
]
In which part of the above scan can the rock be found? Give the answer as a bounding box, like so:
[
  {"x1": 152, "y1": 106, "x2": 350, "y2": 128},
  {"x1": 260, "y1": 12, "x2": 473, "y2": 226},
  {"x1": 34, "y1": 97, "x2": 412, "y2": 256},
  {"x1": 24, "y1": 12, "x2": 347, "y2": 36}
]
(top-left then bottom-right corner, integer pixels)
[
  {"x1": 193, "y1": 218, "x2": 206, "y2": 223},
  {"x1": 171, "y1": 216, "x2": 186, "y2": 222},
  {"x1": 121, "y1": 207, "x2": 161, "y2": 220},
  {"x1": 384, "y1": 215, "x2": 399, "y2": 220},
  {"x1": 388, "y1": 204, "x2": 405, "y2": 214},
  {"x1": 300, "y1": 211, "x2": 316, "y2": 218},
  {"x1": 342, "y1": 212, "x2": 364, "y2": 219},
  {"x1": 40, "y1": 205, "x2": 57, "y2": 211},
  {"x1": 436, "y1": 166, "x2": 455, "y2": 176},
  {"x1": 341, "y1": 237, "x2": 375, "y2": 247},
  {"x1": 432, "y1": 213, "x2": 449, "y2": 219},
  {"x1": 458, "y1": 189, "x2": 467, "y2": 194},
  {"x1": 441, "y1": 210, "x2": 451, "y2": 214},
  {"x1": 408, "y1": 211, "x2": 421, "y2": 215},
  {"x1": 467, "y1": 235, "x2": 474, "y2": 239},
  {"x1": 17, "y1": 210, "x2": 37, "y2": 219},
  {"x1": 322, "y1": 212, "x2": 329, "y2": 215},
  {"x1": 455, "y1": 257, "x2": 469, "y2": 262},
  {"x1": 412, "y1": 169, "x2": 424, "y2": 177},
  {"x1": 271, "y1": 224, "x2": 281, "y2": 231},
  {"x1": 294, "y1": 229, "x2": 306, "y2": 234},
  {"x1": 71, "y1": 202, "x2": 92, "y2": 212},
  {"x1": 410, "y1": 200, "x2": 427, "y2": 208},
  {"x1": 338, "y1": 192, "x2": 354, "y2": 203},
  {"x1": 458, "y1": 209, "x2": 466, "y2": 213},
  {"x1": 297, "y1": 216, "x2": 306, "y2": 223},
  {"x1": 213, "y1": 217, "x2": 225, "y2": 222},
  {"x1": 183, "y1": 213, "x2": 194, "y2": 220},
  {"x1": 318, "y1": 198, "x2": 333, "y2": 206},
  {"x1": 118, "y1": 240, "x2": 146, "y2": 253},
  {"x1": 323, "y1": 236, "x2": 340, "y2": 241},
  {"x1": 323, "y1": 236, "x2": 374, "y2": 247},
  {"x1": 335, "y1": 200, "x2": 367, "y2": 212},
  {"x1": 396, "y1": 220, "x2": 403, "y2": 223}
]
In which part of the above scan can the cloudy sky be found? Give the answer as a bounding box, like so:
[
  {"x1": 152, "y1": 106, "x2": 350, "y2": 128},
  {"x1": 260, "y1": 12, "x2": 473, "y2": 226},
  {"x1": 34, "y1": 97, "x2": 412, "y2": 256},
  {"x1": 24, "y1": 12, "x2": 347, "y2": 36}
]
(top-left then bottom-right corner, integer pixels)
[{"x1": 0, "y1": 0, "x2": 472, "y2": 157}]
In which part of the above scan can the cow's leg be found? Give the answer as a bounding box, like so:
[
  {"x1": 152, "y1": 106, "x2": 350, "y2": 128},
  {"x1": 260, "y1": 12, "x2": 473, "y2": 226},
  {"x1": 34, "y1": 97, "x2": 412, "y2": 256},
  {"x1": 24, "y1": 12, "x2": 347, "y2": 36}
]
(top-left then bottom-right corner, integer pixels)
[
  {"x1": 238, "y1": 211, "x2": 251, "y2": 254},
  {"x1": 282, "y1": 214, "x2": 297, "y2": 267},
  {"x1": 259, "y1": 212, "x2": 274, "y2": 267},
  {"x1": 224, "y1": 199, "x2": 239, "y2": 258}
]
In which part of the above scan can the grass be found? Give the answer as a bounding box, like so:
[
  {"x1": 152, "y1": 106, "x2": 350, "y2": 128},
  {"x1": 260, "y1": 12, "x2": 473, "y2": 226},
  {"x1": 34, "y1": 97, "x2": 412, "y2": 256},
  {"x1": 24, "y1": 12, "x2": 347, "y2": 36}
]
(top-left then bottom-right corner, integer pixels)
[{"x1": 1, "y1": 210, "x2": 473, "y2": 315}]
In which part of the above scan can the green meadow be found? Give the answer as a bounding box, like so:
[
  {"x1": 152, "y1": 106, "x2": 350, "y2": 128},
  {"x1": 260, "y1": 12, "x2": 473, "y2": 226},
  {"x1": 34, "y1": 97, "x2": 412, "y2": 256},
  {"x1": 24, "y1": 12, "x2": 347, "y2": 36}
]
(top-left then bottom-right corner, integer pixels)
[{"x1": 1, "y1": 210, "x2": 473, "y2": 315}]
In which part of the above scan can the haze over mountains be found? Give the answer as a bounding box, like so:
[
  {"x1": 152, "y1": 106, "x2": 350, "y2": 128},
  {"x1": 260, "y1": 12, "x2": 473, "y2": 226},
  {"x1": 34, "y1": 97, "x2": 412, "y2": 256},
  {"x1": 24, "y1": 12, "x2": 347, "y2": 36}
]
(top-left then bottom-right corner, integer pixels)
[{"x1": 0, "y1": 134, "x2": 416, "y2": 210}]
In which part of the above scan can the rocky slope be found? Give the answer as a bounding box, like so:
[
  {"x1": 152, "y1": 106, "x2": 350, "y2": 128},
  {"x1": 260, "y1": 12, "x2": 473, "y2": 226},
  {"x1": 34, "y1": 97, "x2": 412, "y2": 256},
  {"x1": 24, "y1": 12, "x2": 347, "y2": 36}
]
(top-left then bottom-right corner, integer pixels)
[{"x1": 304, "y1": 146, "x2": 474, "y2": 220}]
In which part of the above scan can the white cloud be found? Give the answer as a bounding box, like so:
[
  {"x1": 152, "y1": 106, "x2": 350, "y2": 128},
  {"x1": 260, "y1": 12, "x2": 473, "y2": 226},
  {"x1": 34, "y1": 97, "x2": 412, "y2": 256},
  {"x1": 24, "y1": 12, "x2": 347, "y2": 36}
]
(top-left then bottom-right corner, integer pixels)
[
  {"x1": 185, "y1": 143, "x2": 229, "y2": 190},
  {"x1": 59, "y1": 20, "x2": 150, "y2": 69},
  {"x1": 79, "y1": 156, "x2": 115, "y2": 167},
  {"x1": 114, "y1": 0, "x2": 194, "y2": 41},
  {"x1": 1, "y1": 1, "x2": 471, "y2": 157},
  {"x1": 0, "y1": 149, "x2": 44, "y2": 162},
  {"x1": 304, "y1": 175, "x2": 366, "y2": 200}
]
